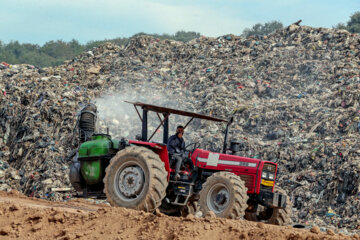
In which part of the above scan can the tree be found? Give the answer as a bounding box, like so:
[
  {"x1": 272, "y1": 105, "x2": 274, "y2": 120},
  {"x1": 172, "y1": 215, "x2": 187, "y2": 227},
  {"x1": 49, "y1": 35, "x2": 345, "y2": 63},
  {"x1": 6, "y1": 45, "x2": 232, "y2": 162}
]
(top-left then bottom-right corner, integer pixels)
[
  {"x1": 174, "y1": 31, "x2": 200, "y2": 42},
  {"x1": 242, "y1": 21, "x2": 283, "y2": 37},
  {"x1": 334, "y1": 23, "x2": 347, "y2": 30},
  {"x1": 41, "y1": 40, "x2": 70, "y2": 58},
  {"x1": 347, "y1": 11, "x2": 360, "y2": 33},
  {"x1": 68, "y1": 39, "x2": 84, "y2": 54},
  {"x1": 334, "y1": 11, "x2": 360, "y2": 33}
]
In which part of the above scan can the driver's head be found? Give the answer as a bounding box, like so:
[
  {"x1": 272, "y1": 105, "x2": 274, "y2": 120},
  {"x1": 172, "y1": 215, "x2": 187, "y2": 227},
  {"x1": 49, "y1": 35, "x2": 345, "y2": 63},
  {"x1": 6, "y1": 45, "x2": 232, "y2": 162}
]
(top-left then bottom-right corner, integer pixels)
[{"x1": 176, "y1": 125, "x2": 184, "y2": 138}]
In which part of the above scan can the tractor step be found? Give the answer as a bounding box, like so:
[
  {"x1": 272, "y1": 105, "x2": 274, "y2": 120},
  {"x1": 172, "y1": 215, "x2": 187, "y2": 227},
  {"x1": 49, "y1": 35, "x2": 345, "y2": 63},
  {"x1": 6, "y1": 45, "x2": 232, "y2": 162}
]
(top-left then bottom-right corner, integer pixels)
[{"x1": 171, "y1": 185, "x2": 193, "y2": 206}]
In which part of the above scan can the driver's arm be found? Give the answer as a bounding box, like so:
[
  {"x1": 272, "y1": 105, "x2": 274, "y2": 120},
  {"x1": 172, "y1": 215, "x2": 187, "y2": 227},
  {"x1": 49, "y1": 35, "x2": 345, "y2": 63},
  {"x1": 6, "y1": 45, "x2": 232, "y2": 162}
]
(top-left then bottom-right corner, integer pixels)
[
  {"x1": 167, "y1": 135, "x2": 177, "y2": 154},
  {"x1": 181, "y1": 139, "x2": 185, "y2": 151}
]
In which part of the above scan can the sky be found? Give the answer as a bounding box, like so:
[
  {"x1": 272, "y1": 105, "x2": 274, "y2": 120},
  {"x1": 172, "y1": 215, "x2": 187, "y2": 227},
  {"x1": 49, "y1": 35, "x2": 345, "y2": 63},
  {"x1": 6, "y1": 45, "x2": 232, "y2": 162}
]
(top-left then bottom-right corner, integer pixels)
[{"x1": 0, "y1": 0, "x2": 359, "y2": 45}]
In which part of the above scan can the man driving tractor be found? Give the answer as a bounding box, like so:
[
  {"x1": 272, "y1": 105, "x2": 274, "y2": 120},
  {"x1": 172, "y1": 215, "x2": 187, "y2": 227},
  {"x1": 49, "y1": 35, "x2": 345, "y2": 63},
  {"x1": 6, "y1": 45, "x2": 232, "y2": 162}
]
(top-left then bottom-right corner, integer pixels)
[{"x1": 167, "y1": 125, "x2": 185, "y2": 180}]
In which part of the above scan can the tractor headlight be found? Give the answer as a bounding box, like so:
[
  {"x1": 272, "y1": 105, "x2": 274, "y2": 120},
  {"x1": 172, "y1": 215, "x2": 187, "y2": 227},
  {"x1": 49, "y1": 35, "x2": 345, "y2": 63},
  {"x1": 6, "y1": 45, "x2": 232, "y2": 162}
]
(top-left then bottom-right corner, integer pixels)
[
  {"x1": 261, "y1": 172, "x2": 267, "y2": 178},
  {"x1": 268, "y1": 173, "x2": 275, "y2": 180}
]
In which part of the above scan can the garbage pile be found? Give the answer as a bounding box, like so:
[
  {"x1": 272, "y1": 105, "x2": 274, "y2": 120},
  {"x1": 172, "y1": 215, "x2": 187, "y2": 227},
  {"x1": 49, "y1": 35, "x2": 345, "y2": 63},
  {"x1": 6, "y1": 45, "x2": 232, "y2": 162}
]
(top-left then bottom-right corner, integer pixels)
[
  {"x1": 0, "y1": 159, "x2": 21, "y2": 192},
  {"x1": 1, "y1": 24, "x2": 360, "y2": 231}
]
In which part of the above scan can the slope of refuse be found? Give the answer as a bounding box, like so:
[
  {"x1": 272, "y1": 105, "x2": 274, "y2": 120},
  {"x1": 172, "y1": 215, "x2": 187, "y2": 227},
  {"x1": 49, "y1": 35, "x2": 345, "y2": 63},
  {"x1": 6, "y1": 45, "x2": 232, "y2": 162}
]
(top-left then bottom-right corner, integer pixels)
[{"x1": 1, "y1": 24, "x2": 360, "y2": 232}]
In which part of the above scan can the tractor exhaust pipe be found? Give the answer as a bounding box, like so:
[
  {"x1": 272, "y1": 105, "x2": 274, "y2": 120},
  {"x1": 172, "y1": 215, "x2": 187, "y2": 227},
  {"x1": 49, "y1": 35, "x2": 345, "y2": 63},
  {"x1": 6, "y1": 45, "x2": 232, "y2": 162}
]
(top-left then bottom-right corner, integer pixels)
[
  {"x1": 222, "y1": 116, "x2": 234, "y2": 153},
  {"x1": 78, "y1": 103, "x2": 97, "y2": 143}
]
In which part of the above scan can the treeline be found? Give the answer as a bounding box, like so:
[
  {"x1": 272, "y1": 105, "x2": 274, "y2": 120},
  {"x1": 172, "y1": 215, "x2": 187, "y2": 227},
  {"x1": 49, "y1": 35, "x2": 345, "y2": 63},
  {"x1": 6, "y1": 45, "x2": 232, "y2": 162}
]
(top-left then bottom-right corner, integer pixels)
[{"x1": 0, "y1": 31, "x2": 200, "y2": 67}]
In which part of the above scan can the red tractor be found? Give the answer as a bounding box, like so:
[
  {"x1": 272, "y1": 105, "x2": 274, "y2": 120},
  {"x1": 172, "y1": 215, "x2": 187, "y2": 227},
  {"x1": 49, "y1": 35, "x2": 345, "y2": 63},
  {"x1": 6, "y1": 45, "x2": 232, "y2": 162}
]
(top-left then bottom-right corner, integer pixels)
[{"x1": 70, "y1": 102, "x2": 292, "y2": 225}]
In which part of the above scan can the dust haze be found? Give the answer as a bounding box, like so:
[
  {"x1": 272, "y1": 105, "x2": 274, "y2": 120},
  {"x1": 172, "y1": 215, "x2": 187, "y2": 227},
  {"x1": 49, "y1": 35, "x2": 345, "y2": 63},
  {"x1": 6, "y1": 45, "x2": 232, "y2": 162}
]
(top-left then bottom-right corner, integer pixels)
[{"x1": 94, "y1": 84, "x2": 203, "y2": 143}]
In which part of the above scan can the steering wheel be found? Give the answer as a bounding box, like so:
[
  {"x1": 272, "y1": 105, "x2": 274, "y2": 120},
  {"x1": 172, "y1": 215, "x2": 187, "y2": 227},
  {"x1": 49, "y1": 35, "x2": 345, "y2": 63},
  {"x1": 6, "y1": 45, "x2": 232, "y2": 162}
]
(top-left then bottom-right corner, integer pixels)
[{"x1": 185, "y1": 142, "x2": 200, "y2": 153}]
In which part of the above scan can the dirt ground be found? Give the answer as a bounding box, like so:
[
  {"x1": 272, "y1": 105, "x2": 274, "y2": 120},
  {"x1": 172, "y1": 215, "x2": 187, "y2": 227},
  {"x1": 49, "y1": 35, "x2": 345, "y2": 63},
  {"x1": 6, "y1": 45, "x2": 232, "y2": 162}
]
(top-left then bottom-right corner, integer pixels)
[{"x1": 0, "y1": 191, "x2": 358, "y2": 240}]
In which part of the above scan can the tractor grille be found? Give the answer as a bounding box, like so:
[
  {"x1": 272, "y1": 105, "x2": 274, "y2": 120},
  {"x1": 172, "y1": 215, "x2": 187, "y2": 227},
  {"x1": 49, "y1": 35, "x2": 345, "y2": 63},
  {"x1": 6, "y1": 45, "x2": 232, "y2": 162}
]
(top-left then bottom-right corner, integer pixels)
[
  {"x1": 239, "y1": 175, "x2": 254, "y2": 189},
  {"x1": 261, "y1": 163, "x2": 276, "y2": 192},
  {"x1": 263, "y1": 163, "x2": 276, "y2": 173}
]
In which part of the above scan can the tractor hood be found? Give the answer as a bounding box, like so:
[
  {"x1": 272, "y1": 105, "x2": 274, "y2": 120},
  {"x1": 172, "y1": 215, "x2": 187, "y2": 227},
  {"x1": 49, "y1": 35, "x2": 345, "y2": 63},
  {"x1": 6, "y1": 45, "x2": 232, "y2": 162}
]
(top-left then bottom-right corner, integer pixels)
[
  {"x1": 192, "y1": 149, "x2": 261, "y2": 169},
  {"x1": 191, "y1": 148, "x2": 278, "y2": 194},
  {"x1": 78, "y1": 134, "x2": 121, "y2": 159}
]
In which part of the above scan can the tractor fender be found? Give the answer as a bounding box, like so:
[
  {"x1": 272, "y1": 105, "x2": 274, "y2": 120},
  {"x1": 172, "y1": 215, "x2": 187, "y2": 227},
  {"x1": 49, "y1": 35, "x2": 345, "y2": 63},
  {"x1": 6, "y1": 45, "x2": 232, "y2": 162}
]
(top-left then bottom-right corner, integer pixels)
[
  {"x1": 128, "y1": 140, "x2": 170, "y2": 180},
  {"x1": 69, "y1": 153, "x2": 85, "y2": 191}
]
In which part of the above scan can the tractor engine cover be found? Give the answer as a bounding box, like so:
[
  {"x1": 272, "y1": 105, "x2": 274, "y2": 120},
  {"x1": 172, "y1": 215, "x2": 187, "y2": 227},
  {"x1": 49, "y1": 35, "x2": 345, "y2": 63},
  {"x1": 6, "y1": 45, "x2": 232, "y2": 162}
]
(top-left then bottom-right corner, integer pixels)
[
  {"x1": 77, "y1": 134, "x2": 125, "y2": 185},
  {"x1": 81, "y1": 159, "x2": 103, "y2": 185}
]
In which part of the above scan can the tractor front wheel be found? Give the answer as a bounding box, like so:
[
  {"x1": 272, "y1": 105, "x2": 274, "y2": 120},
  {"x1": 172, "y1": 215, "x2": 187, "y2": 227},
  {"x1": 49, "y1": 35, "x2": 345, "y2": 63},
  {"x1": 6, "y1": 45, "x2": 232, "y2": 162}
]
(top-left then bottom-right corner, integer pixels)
[
  {"x1": 103, "y1": 146, "x2": 168, "y2": 212},
  {"x1": 199, "y1": 172, "x2": 248, "y2": 219}
]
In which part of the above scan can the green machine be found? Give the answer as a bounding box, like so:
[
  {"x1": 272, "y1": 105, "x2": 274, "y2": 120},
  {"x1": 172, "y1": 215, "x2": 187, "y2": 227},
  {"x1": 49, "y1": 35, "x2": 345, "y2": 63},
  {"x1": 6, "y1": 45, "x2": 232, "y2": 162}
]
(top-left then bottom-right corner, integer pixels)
[
  {"x1": 69, "y1": 103, "x2": 128, "y2": 195},
  {"x1": 70, "y1": 133, "x2": 128, "y2": 194},
  {"x1": 79, "y1": 134, "x2": 120, "y2": 184}
]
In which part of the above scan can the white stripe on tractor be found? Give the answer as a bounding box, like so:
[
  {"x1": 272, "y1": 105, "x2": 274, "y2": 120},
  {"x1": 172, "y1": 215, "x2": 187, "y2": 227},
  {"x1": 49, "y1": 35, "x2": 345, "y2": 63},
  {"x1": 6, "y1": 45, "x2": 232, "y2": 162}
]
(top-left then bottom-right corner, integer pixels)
[
  {"x1": 206, "y1": 153, "x2": 220, "y2": 166},
  {"x1": 198, "y1": 156, "x2": 257, "y2": 168}
]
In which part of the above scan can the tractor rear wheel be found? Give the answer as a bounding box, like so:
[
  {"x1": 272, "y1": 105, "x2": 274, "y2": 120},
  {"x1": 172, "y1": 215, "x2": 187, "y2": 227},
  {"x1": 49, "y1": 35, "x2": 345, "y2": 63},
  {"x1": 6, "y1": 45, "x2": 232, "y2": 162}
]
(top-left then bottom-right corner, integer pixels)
[
  {"x1": 103, "y1": 146, "x2": 168, "y2": 212},
  {"x1": 245, "y1": 186, "x2": 292, "y2": 225},
  {"x1": 199, "y1": 172, "x2": 248, "y2": 219}
]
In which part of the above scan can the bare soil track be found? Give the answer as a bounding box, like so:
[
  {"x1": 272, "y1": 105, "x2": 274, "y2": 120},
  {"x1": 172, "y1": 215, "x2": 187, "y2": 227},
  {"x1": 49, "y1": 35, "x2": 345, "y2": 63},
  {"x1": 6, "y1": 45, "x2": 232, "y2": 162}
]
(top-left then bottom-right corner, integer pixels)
[{"x1": 0, "y1": 191, "x2": 358, "y2": 240}]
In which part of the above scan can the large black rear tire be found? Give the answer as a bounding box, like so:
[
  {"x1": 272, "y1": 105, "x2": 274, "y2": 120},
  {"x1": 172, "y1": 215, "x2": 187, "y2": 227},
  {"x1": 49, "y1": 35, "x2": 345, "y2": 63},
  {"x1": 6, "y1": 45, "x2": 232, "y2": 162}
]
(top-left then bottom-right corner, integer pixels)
[
  {"x1": 199, "y1": 172, "x2": 248, "y2": 219},
  {"x1": 103, "y1": 146, "x2": 168, "y2": 212},
  {"x1": 245, "y1": 186, "x2": 292, "y2": 225}
]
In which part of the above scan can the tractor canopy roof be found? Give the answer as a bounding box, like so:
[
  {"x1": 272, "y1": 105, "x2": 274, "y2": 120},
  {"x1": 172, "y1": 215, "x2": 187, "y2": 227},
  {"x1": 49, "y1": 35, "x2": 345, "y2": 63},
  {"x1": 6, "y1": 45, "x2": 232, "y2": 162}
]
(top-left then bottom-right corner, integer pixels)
[
  {"x1": 125, "y1": 101, "x2": 227, "y2": 143},
  {"x1": 125, "y1": 101, "x2": 227, "y2": 122}
]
